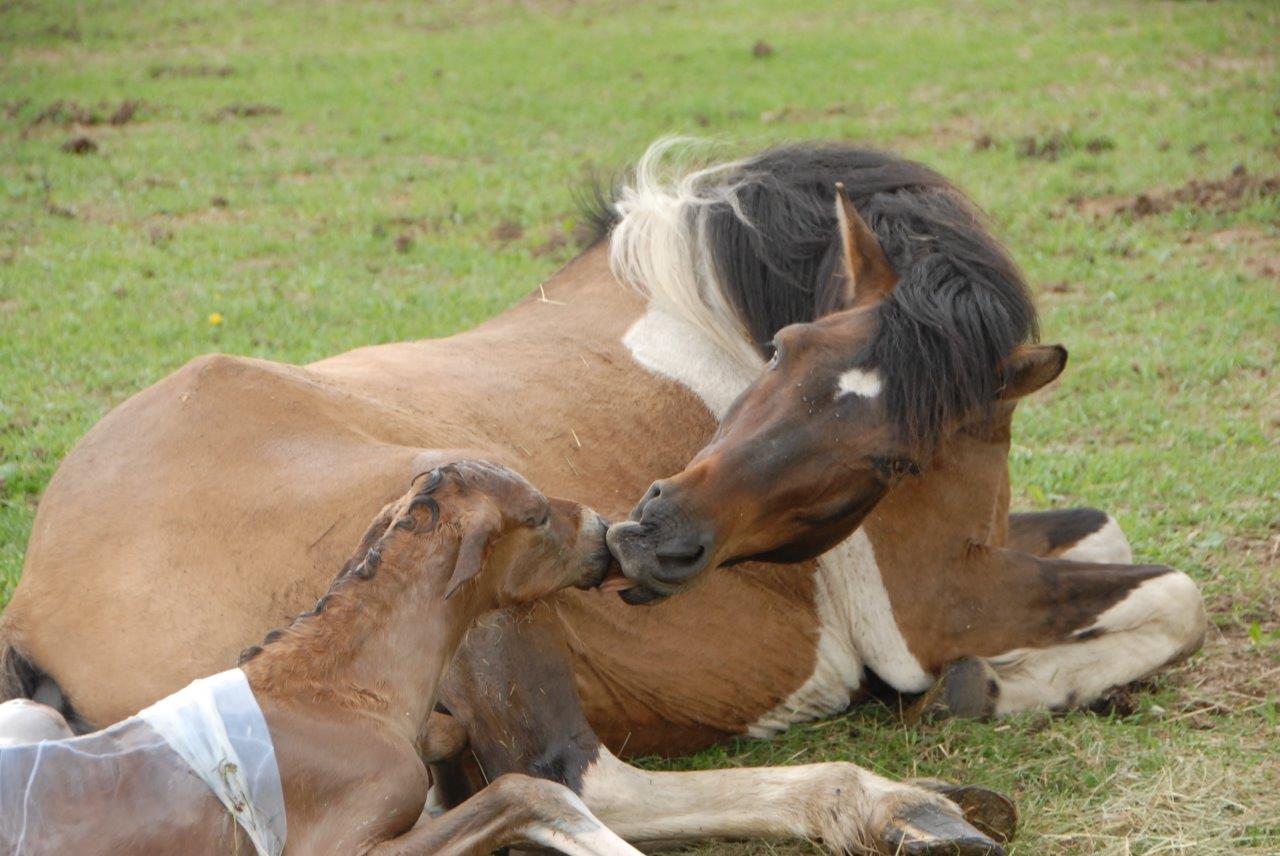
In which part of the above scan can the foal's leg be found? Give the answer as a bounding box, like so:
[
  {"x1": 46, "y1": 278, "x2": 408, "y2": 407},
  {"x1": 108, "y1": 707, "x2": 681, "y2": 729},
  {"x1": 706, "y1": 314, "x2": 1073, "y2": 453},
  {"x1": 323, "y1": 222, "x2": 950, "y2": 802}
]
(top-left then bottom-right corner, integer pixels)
[
  {"x1": 1006, "y1": 508, "x2": 1133, "y2": 563},
  {"x1": 369, "y1": 774, "x2": 642, "y2": 856},
  {"x1": 440, "y1": 607, "x2": 1011, "y2": 855},
  {"x1": 921, "y1": 552, "x2": 1205, "y2": 717}
]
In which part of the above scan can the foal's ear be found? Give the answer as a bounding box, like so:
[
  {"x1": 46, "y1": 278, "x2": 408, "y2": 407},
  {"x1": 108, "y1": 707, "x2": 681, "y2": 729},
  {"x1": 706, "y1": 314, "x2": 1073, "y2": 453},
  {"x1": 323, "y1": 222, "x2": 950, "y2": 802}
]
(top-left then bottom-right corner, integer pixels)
[
  {"x1": 444, "y1": 504, "x2": 503, "y2": 600},
  {"x1": 998, "y1": 344, "x2": 1068, "y2": 400},
  {"x1": 835, "y1": 183, "x2": 898, "y2": 308}
]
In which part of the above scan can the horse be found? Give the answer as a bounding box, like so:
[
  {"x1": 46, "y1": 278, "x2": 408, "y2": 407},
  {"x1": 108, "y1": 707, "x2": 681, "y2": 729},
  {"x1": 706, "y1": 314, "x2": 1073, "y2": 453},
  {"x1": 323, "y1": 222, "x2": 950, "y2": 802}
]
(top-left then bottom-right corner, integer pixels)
[
  {"x1": 0, "y1": 461, "x2": 645, "y2": 856},
  {"x1": 1, "y1": 140, "x2": 1204, "y2": 853}
]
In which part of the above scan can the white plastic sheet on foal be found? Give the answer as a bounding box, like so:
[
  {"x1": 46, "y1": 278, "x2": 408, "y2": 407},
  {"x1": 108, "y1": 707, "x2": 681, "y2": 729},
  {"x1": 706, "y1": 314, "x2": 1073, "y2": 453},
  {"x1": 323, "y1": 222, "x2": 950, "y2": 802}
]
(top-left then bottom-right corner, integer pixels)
[
  {"x1": 0, "y1": 668, "x2": 286, "y2": 856},
  {"x1": 137, "y1": 668, "x2": 287, "y2": 856}
]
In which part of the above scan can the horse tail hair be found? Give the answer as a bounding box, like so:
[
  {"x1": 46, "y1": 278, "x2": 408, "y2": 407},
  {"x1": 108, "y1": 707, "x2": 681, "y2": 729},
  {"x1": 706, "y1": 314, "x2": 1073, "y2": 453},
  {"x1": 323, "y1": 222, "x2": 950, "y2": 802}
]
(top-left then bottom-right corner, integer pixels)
[
  {"x1": 0, "y1": 622, "x2": 89, "y2": 732},
  {"x1": 0, "y1": 625, "x2": 35, "y2": 703}
]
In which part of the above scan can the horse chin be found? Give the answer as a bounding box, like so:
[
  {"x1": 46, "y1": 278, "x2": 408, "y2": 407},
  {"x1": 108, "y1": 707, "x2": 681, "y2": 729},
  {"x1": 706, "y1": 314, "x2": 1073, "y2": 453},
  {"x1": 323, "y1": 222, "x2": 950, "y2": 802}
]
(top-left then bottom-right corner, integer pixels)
[{"x1": 618, "y1": 583, "x2": 668, "y2": 606}]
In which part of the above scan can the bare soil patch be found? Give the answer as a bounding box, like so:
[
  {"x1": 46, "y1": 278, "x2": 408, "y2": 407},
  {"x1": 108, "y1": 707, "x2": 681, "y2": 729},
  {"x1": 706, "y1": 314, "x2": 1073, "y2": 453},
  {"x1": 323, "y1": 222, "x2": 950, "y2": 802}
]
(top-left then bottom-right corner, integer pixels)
[
  {"x1": 1072, "y1": 166, "x2": 1279, "y2": 219},
  {"x1": 211, "y1": 103, "x2": 282, "y2": 121},
  {"x1": 26, "y1": 99, "x2": 142, "y2": 129},
  {"x1": 148, "y1": 63, "x2": 234, "y2": 79}
]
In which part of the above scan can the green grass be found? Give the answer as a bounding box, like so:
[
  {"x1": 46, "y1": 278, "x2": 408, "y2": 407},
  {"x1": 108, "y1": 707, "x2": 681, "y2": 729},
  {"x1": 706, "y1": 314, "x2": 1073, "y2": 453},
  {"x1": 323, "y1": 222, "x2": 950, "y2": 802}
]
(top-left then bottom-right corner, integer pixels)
[{"x1": 1, "y1": 0, "x2": 1277, "y2": 852}]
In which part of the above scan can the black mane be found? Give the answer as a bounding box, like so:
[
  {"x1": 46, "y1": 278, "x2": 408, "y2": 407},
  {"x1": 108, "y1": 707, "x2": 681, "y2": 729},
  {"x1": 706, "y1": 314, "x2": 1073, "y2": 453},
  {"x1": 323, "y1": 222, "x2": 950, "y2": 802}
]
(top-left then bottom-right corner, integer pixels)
[{"x1": 590, "y1": 142, "x2": 1039, "y2": 450}]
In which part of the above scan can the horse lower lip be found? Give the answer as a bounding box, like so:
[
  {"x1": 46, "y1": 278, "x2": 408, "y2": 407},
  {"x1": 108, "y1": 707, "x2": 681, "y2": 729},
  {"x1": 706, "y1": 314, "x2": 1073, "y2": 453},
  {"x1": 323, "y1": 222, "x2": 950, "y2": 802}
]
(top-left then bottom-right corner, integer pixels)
[{"x1": 597, "y1": 573, "x2": 637, "y2": 593}]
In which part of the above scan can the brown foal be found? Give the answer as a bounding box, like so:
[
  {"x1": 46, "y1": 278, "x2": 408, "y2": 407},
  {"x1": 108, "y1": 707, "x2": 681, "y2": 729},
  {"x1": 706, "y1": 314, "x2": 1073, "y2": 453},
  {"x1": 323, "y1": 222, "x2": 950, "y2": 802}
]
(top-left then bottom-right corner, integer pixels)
[{"x1": 0, "y1": 461, "x2": 637, "y2": 856}]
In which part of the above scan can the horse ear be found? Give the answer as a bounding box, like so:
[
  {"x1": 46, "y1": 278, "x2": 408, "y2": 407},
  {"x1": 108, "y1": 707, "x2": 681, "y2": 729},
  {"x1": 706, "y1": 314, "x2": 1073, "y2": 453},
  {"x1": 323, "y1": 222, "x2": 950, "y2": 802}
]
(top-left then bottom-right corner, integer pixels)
[
  {"x1": 440, "y1": 501, "x2": 499, "y2": 593},
  {"x1": 444, "y1": 505, "x2": 503, "y2": 600},
  {"x1": 835, "y1": 183, "x2": 897, "y2": 308},
  {"x1": 998, "y1": 345, "x2": 1068, "y2": 400}
]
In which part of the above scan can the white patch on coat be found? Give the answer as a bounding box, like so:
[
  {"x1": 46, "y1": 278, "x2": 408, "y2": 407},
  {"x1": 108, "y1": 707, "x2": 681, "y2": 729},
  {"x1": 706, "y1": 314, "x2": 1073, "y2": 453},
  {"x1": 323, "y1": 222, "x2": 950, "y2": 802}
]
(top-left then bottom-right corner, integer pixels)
[
  {"x1": 835, "y1": 367, "x2": 882, "y2": 400},
  {"x1": 623, "y1": 305, "x2": 758, "y2": 418},
  {"x1": 1059, "y1": 515, "x2": 1133, "y2": 564},
  {"x1": 749, "y1": 529, "x2": 931, "y2": 736},
  {"x1": 986, "y1": 570, "x2": 1206, "y2": 715},
  {"x1": 608, "y1": 137, "x2": 764, "y2": 374},
  {"x1": 621, "y1": 293, "x2": 925, "y2": 736}
]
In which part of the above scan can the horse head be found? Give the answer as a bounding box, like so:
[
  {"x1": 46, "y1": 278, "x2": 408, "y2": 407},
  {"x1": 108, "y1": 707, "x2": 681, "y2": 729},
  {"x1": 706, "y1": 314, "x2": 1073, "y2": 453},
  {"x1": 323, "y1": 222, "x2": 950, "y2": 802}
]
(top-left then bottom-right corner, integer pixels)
[{"x1": 608, "y1": 182, "x2": 1066, "y2": 603}]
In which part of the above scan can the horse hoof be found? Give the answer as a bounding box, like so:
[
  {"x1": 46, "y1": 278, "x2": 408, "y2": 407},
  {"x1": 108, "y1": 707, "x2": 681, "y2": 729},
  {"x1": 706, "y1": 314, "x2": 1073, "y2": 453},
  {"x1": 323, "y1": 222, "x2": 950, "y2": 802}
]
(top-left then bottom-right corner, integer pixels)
[
  {"x1": 940, "y1": 657, "x2": 999, "y2": 719},
  {"x1": 882, "y1": 802, "x2": 1007, "y2": 856},
  {"x1": 908, "y1": 780, "x2": 1018, "y2": 844},
  {"x1": 902, "y1": 658, "x2": 1001, "y2": 724}
]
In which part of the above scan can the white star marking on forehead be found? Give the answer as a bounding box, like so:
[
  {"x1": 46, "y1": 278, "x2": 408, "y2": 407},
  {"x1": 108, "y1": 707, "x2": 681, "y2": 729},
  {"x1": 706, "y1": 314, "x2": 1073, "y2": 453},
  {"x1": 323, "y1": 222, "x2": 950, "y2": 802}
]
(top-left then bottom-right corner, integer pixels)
[{"x1": 835, "y1": 367, "x2": 882, "y2": 399}]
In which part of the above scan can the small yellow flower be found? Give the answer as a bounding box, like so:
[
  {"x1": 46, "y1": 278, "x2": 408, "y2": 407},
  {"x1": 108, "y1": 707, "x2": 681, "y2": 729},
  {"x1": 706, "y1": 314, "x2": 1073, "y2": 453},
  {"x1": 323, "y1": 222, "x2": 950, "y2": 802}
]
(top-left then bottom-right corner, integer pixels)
[{"x1": 207, "y1": 312, "x2": 224, "y2": 326}]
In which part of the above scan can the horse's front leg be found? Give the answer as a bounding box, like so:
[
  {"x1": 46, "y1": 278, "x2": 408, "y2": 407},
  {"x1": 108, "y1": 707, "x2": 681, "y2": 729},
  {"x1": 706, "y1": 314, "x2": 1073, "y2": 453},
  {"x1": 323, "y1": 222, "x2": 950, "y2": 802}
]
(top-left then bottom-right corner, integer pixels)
[
  {"x1": 916, "y1": 551, "x2": 1205, "y2": 717},
  {"x1": 439, "y1": 606, "x2": 1012, "y2": 855},
  {"x1": 1006, "y1": 507, "x2": 1133, "y2": 564}
]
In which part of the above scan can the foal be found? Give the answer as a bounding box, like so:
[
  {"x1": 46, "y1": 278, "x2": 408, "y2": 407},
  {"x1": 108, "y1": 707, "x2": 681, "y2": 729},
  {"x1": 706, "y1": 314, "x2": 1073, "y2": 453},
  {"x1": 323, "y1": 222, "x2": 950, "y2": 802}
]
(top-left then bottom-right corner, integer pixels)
[{"x1": 0, "y1": 461, "x2": 637, "y2": 856}]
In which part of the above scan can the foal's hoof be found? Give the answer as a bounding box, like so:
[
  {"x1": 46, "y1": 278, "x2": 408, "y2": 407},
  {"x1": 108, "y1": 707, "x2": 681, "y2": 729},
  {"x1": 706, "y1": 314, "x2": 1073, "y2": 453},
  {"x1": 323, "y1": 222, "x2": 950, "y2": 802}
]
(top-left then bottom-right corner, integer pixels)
[
  {"x1": 909, "y1": 780, "x2": 1018, "y2": 844},
  {"x1": 881, "y1": 802, "x2": 1007, "y2": 856}
]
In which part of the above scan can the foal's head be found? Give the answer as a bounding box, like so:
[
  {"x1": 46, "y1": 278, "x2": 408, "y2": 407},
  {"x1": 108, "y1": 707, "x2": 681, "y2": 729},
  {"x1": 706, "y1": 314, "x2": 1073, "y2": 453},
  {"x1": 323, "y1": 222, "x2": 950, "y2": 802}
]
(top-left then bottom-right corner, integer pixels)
[
  {"x1": 243, "y1": 461, "x2": 611, "y2": 667},
  {"x1": 608, "y1": 186, "x2": 1066, "y2": 603},
  {"x1": 378, "y1": 460, "x2": 613, "y2": 607}
]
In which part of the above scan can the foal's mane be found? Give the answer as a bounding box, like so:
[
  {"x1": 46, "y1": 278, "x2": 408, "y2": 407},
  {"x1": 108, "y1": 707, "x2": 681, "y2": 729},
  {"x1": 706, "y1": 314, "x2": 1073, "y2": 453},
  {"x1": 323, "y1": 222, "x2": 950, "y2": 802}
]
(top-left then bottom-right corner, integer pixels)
[
  {"x1": 592, "y1": 139, "x2": 1040, "y2": 450},
  {"x1": 238, "y1": 467, "x2": 454, "y2": 669}
]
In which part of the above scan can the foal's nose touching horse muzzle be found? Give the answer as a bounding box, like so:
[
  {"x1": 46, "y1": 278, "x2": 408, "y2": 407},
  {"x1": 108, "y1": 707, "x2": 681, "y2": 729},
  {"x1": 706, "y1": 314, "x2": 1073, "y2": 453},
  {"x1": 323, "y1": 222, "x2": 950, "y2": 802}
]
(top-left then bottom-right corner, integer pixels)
[{"x1": 605, "y1": 481, "x2": 717, "y2": 604}]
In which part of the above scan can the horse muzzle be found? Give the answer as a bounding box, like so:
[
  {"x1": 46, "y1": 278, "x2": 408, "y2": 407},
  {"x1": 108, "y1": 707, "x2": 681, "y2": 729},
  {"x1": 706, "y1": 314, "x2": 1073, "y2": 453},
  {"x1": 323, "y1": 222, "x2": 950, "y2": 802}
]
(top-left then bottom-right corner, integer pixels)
[{"x1": 605, "y1": 481, "x2": 717, "y2": 604}]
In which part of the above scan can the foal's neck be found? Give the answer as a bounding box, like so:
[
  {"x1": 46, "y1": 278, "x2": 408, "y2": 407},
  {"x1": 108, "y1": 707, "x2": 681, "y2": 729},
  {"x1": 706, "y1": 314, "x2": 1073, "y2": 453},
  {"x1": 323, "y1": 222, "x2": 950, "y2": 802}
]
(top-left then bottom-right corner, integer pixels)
[{"x1": 242, "y1": 526, "x2": 483, "y2": 740}]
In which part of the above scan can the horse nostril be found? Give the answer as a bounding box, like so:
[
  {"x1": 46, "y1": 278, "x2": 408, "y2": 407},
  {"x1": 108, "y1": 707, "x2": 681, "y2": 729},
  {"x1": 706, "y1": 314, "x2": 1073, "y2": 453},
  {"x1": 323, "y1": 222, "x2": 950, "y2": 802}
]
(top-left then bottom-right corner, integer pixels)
[{"x1": 654, "y1": 541, "x2": 705, "y2": 564}]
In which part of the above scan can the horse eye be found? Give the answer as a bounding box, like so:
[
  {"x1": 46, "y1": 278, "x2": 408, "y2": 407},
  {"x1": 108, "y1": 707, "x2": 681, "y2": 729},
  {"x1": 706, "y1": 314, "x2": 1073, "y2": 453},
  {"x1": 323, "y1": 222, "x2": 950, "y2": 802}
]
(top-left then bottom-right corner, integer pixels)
[
  {"x1": 765, "y1": 341, "x2": 781, "y2": 370},
  {"x1": 895, "y1": 458, "x2": 921, "y2": 477},
  {"x1": 869, "y1": 456, "x2": 920, "y2": 480}
]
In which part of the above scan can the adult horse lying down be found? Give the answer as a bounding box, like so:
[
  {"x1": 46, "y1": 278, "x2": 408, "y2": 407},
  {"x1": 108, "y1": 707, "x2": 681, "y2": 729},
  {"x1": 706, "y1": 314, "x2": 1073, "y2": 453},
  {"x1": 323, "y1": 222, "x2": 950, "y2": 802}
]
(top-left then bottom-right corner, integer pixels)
[
  {"x1": 3, "y1": 140, "x2": 1204, "y2": 853},
  {"x1": 0, "y1": 462, "x2": 639, "y2": 855}
]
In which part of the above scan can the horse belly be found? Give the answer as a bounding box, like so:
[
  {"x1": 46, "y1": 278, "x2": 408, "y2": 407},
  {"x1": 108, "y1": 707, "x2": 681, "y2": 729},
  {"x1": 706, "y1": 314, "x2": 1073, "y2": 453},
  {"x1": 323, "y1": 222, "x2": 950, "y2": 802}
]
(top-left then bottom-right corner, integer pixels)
[{"x1": 559, "y1": 564, "x2": 837, "y2": 756}]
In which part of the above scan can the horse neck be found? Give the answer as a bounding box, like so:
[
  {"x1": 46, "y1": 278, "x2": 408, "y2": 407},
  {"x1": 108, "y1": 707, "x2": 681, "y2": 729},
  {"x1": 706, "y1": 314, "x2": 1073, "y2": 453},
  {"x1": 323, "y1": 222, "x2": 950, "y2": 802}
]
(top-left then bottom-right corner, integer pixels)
[
  {"x1": 871, "y1": 416, "x2": 1013, "y2": 558},
  {"x1": 241, "y1": 528, "x2": 478, "y2": 740}
]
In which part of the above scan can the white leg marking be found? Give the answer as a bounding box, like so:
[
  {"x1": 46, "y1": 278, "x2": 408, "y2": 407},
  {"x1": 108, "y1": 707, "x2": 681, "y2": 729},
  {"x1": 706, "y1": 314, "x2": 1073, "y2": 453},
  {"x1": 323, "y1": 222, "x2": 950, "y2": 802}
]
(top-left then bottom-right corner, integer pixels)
[
  {"x1": 520, "y1": 785, "x2": 644, "y2": 856},
  {"x1": 580, "y1": 746, "x2": 948, "y2": 851},
  {"x1": 1060, "y1": 515, "x2": 1133, "y2": 564},
  {"x1": 750, "y1": 529, "x2": 931, "y2": 735},
  {"x1": 987, "y1": 570, "x2": 1206, "y2": 714}
]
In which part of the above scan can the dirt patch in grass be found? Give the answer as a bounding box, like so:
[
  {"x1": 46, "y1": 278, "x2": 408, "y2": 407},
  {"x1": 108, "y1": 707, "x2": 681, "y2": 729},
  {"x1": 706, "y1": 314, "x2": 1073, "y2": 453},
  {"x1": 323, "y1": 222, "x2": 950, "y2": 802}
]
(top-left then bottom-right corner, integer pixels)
[
  {"x1": 59, "y1": 135, "x2": 97, "y2": 154},
  {"x1": 211, "y1": 103, "x2": 282, "y2": 121},
  {"x1": 490, "y1": 219, "x2": 524, "y2": 242},
  {"x1": 148, "y1": 63, "x2": 234, "y2": 79},
  {"x1": 1195, "y1": 226, "x2": 1280, "y2": 279},
  {"x1": 26, "y1": 99, "x2": 142, "y2": 128},
  {"x1": 1072, "y1": 166, "x2": 1280, "y2": 219}
]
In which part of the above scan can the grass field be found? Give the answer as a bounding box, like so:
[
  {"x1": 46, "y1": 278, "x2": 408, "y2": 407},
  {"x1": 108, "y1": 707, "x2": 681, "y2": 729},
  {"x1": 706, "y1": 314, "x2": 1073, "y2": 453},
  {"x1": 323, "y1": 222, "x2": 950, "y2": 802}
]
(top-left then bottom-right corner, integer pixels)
[{"x1": 2, "y1": 0, "x2": 1277, "y2": 852}]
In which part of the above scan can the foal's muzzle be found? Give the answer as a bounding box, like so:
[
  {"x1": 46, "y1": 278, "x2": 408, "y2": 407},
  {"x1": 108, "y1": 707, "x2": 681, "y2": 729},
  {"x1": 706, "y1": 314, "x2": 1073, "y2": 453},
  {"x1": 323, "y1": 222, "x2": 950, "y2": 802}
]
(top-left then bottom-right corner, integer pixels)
[{"x1": 605, "y1": 480, "x2": 716, "y2": 604}]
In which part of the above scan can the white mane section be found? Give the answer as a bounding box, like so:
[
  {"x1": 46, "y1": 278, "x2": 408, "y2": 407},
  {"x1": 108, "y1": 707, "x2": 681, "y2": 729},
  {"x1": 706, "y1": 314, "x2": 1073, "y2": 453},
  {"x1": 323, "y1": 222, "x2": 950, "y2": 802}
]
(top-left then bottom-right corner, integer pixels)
[{"x1": 608, "y1": 138, "x2": 766, "y2": 374}]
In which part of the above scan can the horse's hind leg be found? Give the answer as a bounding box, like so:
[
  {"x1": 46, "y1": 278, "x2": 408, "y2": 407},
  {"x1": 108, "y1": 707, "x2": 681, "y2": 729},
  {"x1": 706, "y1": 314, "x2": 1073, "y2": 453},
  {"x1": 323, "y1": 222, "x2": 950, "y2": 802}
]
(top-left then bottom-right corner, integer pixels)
[
  {"x1": 439, "y1": 606, "x2": 1011, "y2": 855},
  {"x1": 1006, "y1": 508, "x2": 1132, "y2": 563}
]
